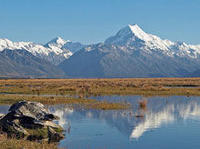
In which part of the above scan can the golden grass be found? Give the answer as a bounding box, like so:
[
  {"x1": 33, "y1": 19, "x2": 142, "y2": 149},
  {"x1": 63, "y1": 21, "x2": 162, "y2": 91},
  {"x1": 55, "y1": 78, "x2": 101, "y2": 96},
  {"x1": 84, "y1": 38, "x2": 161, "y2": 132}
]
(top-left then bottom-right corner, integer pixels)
[
  {"x1": 0, "y1": 94, "x2": 130, "y2": 110},
  {"x1": 0, "y1": 134, "x2": 59, "y2": 149},
  {"x1": 0, "y1": 78, "x2": 200, "y2": 96},
  {"x1": 84, "y1": 101, "x2": 130, "y2": 110}
]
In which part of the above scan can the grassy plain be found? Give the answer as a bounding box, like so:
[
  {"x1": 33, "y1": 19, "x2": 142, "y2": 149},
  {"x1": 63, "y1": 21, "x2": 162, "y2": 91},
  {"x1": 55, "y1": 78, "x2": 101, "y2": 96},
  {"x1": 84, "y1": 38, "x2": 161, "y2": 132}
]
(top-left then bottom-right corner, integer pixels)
[{"x1": 0, "y1": 78, "x2": 200, "y2": 96}]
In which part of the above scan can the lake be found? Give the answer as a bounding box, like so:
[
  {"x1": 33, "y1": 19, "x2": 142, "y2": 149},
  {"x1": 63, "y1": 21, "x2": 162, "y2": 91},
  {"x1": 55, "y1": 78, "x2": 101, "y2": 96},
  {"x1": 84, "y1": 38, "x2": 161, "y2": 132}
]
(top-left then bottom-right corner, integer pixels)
[{"x1": 1, "y1": 95, "x2": 200, "y2": 149}]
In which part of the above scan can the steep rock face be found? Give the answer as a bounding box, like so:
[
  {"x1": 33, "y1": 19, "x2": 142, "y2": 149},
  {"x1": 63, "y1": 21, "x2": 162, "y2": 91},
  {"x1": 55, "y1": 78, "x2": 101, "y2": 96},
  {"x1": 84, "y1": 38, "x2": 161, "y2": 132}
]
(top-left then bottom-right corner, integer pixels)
[
  {"x1": 62, "y1": 41, "x2": 85, "y2": 53},
  {"x1": 59, "y1": 44, "x2": 106, "y2": 78},
  {"x1": 59, "y1": 24, "x2": 200, "y2": 78},
  {"x1": 0, "y1": 49, "x2": 65, "y2": 78}
]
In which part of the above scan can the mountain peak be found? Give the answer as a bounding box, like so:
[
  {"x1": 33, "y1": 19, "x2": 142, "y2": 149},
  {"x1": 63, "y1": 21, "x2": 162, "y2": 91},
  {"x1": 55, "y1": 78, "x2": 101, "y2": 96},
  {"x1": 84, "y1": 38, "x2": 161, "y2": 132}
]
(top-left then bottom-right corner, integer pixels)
[
  {"x1": 51, "y1": 37, "x2": 68, "y2": 44},
  {"x1": 128, "y1": 24, "x2": 144, "y2": 34},
  {"x1": 116, "y1": 24, "x2": 151, "y2": 41},
  {"x1": 0, "y1": 38, "x2": 13, "y2": 44},
  {"x1": 127, "y1": 24, "x2": 151, "y2": 41},
  {"x1": 45, "y1": 37, "x2": 70, "y2": 48},
  {"x1": 105, "y1": 24, "x2": 151, "y2": 45}
]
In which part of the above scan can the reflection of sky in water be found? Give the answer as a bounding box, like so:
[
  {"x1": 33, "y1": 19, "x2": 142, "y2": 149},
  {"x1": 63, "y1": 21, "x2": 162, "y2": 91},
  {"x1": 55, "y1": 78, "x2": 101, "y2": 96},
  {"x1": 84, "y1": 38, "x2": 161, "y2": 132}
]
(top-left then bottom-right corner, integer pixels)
[
  {"x1": 0, "y1": 105, "x2": 9, "y2": 114},
  {"x1": 46, "y1": 96, "x2": 200, "y2": 149},
  {"x1": 1, "y1": 96, "x2": 200, "y2": 149}
]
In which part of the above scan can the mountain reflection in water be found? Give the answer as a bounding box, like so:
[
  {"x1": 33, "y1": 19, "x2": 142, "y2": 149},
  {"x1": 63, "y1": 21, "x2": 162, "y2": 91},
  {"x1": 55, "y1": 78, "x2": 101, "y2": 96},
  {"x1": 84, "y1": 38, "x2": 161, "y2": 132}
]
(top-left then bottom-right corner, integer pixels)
[{"x1": 46, "y1": 96, "x2": 200, "y2": 149}]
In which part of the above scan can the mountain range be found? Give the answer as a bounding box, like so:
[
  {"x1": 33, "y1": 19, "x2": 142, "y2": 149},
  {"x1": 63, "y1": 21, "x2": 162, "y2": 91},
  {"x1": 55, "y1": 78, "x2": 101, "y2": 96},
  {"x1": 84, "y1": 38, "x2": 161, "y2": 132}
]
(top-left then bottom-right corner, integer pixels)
[
  {"x1": 0, "y1": 37, "x2": 84, "y2": 65},
  {"x1": 1, "y1": 24, "x2": 200, "y2": 78}
]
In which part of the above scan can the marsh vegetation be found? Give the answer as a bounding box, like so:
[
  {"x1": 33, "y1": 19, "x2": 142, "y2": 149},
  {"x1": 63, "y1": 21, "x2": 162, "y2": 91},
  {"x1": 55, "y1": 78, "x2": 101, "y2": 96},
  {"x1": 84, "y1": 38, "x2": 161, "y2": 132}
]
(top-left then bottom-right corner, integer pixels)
[
  {"x1": 0, "y1": 78, "x2": 200, "y2": 97},
  {"x1": 0, "y1": 134, "x2": 59, "y2": 149},
  {"x1": 0, "y1": 94, "x2": 130, "y2": 110}
]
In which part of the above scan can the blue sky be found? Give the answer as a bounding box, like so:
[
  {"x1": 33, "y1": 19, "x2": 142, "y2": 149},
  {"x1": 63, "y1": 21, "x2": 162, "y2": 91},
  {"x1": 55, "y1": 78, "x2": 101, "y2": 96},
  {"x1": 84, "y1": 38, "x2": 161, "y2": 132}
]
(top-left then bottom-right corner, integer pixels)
[{"x1": 0, "y1": 0, "x2": 199, "y2": 44}]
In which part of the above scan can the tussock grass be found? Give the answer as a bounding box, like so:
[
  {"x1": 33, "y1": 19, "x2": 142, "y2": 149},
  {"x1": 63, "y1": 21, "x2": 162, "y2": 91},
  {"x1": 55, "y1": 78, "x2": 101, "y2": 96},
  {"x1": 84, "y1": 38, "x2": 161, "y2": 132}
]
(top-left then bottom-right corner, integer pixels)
[
  {"x1": 84, "y1": 101, "x2": 130, "y2": 110},
  {"x1": 1, "y1": 78, "x2": 200, "y2": 96},
  {"x1": 0, "y1": 134, "x2": 59, "y2": 149},
  {"x1": 139, "y1": 99, "x2": 147, "y2": 110},
  {"x1": 0, "y1": 94, "x2": 130, "y2": 110}
]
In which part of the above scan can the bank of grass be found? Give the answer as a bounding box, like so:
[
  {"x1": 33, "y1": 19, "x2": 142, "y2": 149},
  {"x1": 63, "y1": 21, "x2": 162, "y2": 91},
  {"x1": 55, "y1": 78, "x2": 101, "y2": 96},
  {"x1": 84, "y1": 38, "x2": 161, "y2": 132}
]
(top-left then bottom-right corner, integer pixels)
[
  {"x1": 1, "y1": 78, "x2": 200, "y2": 96},
  {"x1": 0, "y1": 94, "x2": 130, "y2": 110},
  {"x1": 85, "y1": 101, "x2": 130, "y2": 110},
  {"x1": 0, "y1": 134, "x2": 59, "y2": 149}
]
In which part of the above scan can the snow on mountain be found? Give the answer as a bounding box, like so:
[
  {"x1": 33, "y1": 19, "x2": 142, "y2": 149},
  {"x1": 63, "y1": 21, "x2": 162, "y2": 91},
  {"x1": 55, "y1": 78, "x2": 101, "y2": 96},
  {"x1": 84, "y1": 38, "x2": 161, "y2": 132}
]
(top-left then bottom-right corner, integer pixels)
[
  {"x1": 45, "y1": 36, "x2": 84, "y2": 53},
  {"x1": 45, "y1": 37, "x2": 70, "y2": 49},
  {"x1": 105, "y1": 24, "x2": 174, "y2": 51},
  {"x1": 0, "y1": 37, "x2": 85, "y2": 65}
]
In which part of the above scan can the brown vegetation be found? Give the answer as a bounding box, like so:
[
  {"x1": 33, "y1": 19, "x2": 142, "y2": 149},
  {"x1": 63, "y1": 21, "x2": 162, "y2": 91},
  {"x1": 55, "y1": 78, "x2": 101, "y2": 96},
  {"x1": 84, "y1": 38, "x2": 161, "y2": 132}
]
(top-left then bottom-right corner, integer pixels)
[
  {"x1": 139, "y1": 99, "x2": 147, "y2": 110},
  {"x1": 0, "y1": 134, "x2": 59, "y2": 149},
  {"x1": 0, "y1": 78, "x2": 200, "y2": 96},
  {"x1": 0, "y1": 78, "x2": 200, "y2": 110},
  {"x1": 0, "y1": 94, "x2": 130, "y2": 110}
]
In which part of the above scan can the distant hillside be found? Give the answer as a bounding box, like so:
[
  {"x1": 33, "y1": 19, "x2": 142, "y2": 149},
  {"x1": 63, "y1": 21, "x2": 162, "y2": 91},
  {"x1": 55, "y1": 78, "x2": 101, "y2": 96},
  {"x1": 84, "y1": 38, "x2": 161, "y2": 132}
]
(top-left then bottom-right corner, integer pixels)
[{"x1": 0, "y1": 49, "x2": 65, "y2": 78}]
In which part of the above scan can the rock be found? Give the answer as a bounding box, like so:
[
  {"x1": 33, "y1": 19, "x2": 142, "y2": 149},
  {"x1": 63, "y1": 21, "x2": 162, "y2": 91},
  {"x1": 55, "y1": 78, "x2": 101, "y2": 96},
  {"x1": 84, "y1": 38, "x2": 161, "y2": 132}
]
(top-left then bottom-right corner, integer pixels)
[
  {"x1": 0, "y1": 117, "x2": 29, "y2": 138},
  {"x1": 0, "y1": 101, "x2": 64, "y2": 142},
  {"x1": 0, "y1": 114, "x2": 4, "y2": 119},
  {"x1": 42, "y1": 121, "x2": 63, "y2": 129},
  {"x1": 9, "y1": 101, "x2": 59, "y2": 121},
  {"x1": 48, "y1": 127, "x2": 64, "y2": 142}
]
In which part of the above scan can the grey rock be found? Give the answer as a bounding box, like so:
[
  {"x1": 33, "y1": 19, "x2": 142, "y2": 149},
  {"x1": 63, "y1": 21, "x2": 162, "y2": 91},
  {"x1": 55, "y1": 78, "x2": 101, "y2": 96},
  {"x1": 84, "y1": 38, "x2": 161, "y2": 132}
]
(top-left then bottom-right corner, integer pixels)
[
  {"x1": 9, "y1": 101, "x2": 59, "y2": 121},
  {"x1": 0, "y1": 101, "x2": 64, "y2": 142},
  {"x1": 0, "y1": 114, "x2": 29, "y2": 138},
  {"x1": 48, "y1": 127, "x2": 64, "y2": 142}
]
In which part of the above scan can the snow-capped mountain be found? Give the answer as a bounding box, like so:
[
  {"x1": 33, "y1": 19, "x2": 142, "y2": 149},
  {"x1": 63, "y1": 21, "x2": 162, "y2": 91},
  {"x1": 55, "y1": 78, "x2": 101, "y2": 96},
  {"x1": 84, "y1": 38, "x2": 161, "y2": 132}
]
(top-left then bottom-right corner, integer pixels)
[
  {"x1": 105, "y1": 24, "x2": 200, "y2": 58},
  {"x1": 44, "y1": 37, "x2": 85, "y2": 57},
  {"x1": 59, "y1": 24, "x2": 200, "y2": 78},
  {"x1": 0, "y1": 37, "x2": 84, "y2": 65},
  {"x1": 1, "y1": 24, "x2": 200, "y2": 78}
]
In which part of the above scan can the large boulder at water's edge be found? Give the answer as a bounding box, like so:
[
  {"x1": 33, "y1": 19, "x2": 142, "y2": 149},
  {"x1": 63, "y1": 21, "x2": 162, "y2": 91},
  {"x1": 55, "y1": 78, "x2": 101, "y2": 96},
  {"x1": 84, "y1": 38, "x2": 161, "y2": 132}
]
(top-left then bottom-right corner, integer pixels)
[{"x1": 0, "y1": 101, "x2": 64, "y2": 142}]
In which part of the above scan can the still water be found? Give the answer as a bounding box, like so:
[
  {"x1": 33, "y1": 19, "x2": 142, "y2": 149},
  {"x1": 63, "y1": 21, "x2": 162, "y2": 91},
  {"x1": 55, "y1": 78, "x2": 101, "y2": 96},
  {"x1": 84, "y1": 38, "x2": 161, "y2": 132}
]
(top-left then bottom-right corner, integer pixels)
[{"x1": 1, "y1": 96, "x2": 200, "y2": 149}]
